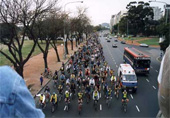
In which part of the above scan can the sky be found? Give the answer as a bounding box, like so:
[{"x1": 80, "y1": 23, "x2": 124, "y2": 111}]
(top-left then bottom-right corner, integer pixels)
[{"x1": 58, "y1": 0, "x2": 170, "y2": 26}]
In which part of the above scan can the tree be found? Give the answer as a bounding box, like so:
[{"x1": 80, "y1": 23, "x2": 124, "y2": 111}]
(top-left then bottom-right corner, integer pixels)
[
  {"x1": 126, "y1": 1, "x2": 154, "y2": 36},
  {"x1": 0, "y1": 0, "x2": 56, "y2": 77}
]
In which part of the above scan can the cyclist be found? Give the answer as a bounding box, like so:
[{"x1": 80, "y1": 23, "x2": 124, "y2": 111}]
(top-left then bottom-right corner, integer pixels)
[
  {"x1": 78, "y1": 91, "x2": 83, "y2": 101},
  {"x1": 110, "y1": 69, "x2": 114, "y2": 76},
  {"x1": 64, "y1": 91, "x2": 70, "y2": 103},
  {"x1": 70, "y1": 82, "x2": 76, "y2": 96},
  {"x1": 70, "y1": 73, "x2": 75, "y2": 83},
  {"x1": 58, "y1": 84, "x2": 63, "y2": 96},
  {"x1": 122, "y1": 89, "x2": 129, "y2": 104},
  {"x1": 44, "y1": 86, "x2": 50, "y2": 93},
  {"x1": 92, "y1": 89, "x2": 100, "y2": 103},
  {"x1": 89, "y1": 77, "x2": 95, "y2": 91},
  {"x1": 60, "y1": 73, "x2": 65, "y2": 86},
  {"x1": 103, "y1": 82, "x2": 108, "y2": 98},
  {"x1": 50, "y1": 92, "x2": 58, "y2": 105},
  {"x1": 78, "y1": 69, "x2": 83, "y2": 77},
  {"x1": 77, "y1": 76, "x2": 82, "y2": 87},
  {"x1": 111, "y1": 74, "x2": 116, "y2": 86},
  {"x1": 85, "y1": 68, "x2": 90, "y2": 76},
  {"x1": 36, "y1": 93, "x2": 46, "y2": 108},
  {"x1": 106, "y1": 87, "x2": 113, "y2": 98},
  {"x1": 53, "y1": 70, "x2": 58, "y2": 81}
]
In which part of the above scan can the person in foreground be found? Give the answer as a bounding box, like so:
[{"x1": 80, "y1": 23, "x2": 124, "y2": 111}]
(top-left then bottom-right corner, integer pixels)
[
  {"x1": 157, "y1": 45, "x2": 170, "y2": 118},
  {"x1": 0, "y1": 66, "x2": 45, "y2": 118}
]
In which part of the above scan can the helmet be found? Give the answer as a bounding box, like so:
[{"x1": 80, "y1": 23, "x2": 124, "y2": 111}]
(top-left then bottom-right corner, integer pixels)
[
  {"x1": 53, "y1": 92, "x2": 55, "y2": 95},
  {"x1": 124, "y1": 89, "x2": 127, "y2": 93},
  {"x1": 41, "y1": 93, "x2": 43, "y2": 96},
  {"x1": 65, "y1": 91, "x2": 69, "y2": 94}
]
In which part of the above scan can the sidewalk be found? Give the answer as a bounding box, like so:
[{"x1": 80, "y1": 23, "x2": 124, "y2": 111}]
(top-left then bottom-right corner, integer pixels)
[{"x1": 23, "y1": 41, "x2": 82, "y2": 96}]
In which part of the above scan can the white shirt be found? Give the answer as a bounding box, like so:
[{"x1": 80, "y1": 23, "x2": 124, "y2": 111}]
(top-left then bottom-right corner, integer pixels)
[
  {"x1": 89, "y1": 79, "x2": 95, "y2": 86},
  {"x1": 36, "y1": 94, "x2": 45, "y2": 103}
]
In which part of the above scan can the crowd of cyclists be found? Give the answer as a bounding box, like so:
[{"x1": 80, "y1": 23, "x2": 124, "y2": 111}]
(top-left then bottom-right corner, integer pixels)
[{"x1": 36, "y1": 35, "x2": 129, "y2": 113}]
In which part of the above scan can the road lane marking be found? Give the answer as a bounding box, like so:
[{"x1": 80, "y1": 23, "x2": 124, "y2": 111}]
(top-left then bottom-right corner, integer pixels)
[
  {"x1": 151, "y1": 66, "x2": 153, "y2": 69},
  {"x1": 153, "y1": 86, "x2": 156, "y2": 90},
  {"x1": 136, "y1": 105, "x2": 140, "y2": 112},
  {"x1": 155, "y1": 70, "x2": 158, "y2": 73},
  {"x1": 100, "y1": 104, "x2": 102, "y2": 110},
  {"x1": 146, "y1": 79, "x2": 150, "y2": 82},
  {"x1": 130, "y1": 94, "x2": 133, "y2": 99},
  {"x1": 118, "y1": 49, "x2": 123, "y2": 55}
]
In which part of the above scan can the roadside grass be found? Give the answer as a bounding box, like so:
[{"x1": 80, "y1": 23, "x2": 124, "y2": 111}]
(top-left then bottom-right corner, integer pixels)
[
  {"x1": 123, "y1": 37, "x2": 148, "y2": 40},
  {"x1": 0, "y1": 40, "x2": 64, "y2": 66},
  {"x1": 137, "y1": 38, "x2": 159, "y2": 46}
]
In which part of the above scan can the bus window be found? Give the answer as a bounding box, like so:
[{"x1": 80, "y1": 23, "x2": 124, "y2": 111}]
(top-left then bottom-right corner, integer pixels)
[{"x1": 135, "y1": 60, "x2": 150, "y2": 68}]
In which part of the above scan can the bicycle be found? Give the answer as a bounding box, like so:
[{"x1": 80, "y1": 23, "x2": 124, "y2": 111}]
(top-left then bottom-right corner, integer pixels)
[
  {"x1": 106, "y1": 96, "x2": 112, "y2": 108},
  {"x1": 78, "y1": 102, "x2": 83, "y2": 115},
  {"x1": 64, "y1": 100, "x2": 69, "y2": 112},
  {"x1": 53, "y1": 80, "x2": 58, "y2": 88},
  {"x1": 115, "y1": 88, "x2": 119, "y2": 99},
  {"x1": 45, "y1": 91, "x2": 50, "y2": 103},
  {"x1": 122, "y1": 99, "x2": 128, "y2": 113},
  {"x1": 58, "y1": 92, "x2": 62, "y2": 102},
  {"x1": 94, "y1": 98, "x2": 98, "y2": 111},
  {"x1": 51, "y1": 101, "x2": 57, "y2": 113},
  {"x1": 85, "y1": 92, "x2": 91, "y2": 104}
]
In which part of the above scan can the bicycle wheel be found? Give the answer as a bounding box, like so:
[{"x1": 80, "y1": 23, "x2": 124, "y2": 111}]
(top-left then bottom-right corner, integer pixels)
[{"x1": 51, "y1": 104, "x2": 55, "y2": 113}]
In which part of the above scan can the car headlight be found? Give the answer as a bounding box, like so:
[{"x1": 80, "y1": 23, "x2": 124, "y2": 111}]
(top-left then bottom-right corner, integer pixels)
[{"x1": 134, "y1": 86, "x2": 137, "y2": 88}]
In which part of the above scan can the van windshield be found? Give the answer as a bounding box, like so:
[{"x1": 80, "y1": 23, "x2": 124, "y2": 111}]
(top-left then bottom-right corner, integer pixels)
[{"x1": 123, "y1": 75, "x2": 137, "y2": 81}]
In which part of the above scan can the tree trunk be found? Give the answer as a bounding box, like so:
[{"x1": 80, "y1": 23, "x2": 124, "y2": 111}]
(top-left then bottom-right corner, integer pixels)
[
  {"x1": 65, "y1": 39, "x2": 69, "y2": 54},
  {"x1": 15, "y1": 65, "x2": 24, "y2": 78},
  {"x1": 71, "y1": 40, "x2": 73, "y2": 50},
  {"x1": 76, "y1": 38, "x2": 78, "y2": 47},
  {"x1": 43, "y1": 53, "x2": 48, "y2": 69},
  {"x1": 54, "y1": 47, "x2": 60, "y2": 62}
]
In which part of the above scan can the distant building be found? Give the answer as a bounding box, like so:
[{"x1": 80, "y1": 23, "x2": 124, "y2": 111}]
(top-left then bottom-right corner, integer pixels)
[
  {"x1": 110, "y1": 10, "x2": 127, "y2": 31},
  {"x1": 165, "y1": 4, "x2": 170, "y2": 23},
  {"x1": 152, "y1": 6, "x2": 163, "y2": 20},
  {"x1": 101, "y1": 23, "x2": 110, "y2": 29}
]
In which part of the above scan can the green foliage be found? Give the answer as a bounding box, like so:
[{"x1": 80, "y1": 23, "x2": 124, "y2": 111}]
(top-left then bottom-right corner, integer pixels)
[{"x1": 117, "y1": 1, "x2": 154, "y2": 36}]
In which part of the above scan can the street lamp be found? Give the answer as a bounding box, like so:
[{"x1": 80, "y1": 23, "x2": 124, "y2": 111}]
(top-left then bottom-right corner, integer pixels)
[
  {"x1": 149, "y1": 0, "x2": 170, "y2": 24},
  {"x1": 63, "y1": 1, "x2": 83, "y2": 59}
]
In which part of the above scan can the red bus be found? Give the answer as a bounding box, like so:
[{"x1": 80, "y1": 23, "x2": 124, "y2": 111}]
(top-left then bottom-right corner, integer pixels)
[{"x1": 123, "y1": 47, "x2": 151, "y2": 74}]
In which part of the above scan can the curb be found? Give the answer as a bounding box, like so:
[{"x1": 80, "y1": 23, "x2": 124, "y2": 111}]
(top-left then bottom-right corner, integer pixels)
[
  {"x1": 33, "y1": 42, "x2": 84, "y2": 98},
  {"x1": 33, "y1": 57, "x2": 71, "y2": 98}
]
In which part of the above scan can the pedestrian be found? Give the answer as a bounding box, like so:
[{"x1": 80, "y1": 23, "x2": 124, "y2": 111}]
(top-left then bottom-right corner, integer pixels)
[{"x1": 40, "y1": 73, "x2": 43, "y2": 86}]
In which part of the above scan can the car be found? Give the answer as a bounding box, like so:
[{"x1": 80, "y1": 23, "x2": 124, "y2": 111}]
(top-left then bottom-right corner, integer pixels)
[
  {"x1": 112, "y1": 43, "x2": 117, "y2": 48},
  {"x1": 109, "y1": 37, "x2": 112, "y2": 39},
  {"x1": 107, "y1": 39, "x2": 111, "y2": 42},
  {"x1": 140, "y1": 43, "x2": 149, "y2": 47},
  {"x1": 121, "y1": 41, "x2": 126, "y2": 44},
  {"x1": 114, "y1": 39, "x2": 118, "y2": 42},
  {"x1": 114, "y1": 35, "x2": 118, "y2": 38}
]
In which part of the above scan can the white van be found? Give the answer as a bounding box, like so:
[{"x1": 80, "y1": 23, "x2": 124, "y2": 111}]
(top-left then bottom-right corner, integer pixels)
[{"x1": 118, "y1": 64, "x2": 138, "y2": 93}]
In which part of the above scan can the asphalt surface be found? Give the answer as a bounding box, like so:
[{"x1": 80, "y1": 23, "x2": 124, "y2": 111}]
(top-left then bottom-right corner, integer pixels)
[{"x1": 35, "y1": 33, "x2": 161, "y2": 117}]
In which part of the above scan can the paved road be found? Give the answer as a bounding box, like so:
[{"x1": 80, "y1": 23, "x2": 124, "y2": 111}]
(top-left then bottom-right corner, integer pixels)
[{"x1": 34, "y1": 34, "x2": 160, "y2": 117}]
